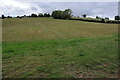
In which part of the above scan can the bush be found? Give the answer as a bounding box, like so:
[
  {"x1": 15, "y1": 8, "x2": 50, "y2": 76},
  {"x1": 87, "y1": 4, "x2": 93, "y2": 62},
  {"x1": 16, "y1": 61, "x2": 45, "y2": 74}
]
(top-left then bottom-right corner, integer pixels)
[
  {"x1": 44, "y1": 13, "x2": 51, "y2": 17},
  {"x1": 115, "y1": 15, "x2": 120, "y2": 21},
  {"x1": 52, "y1": 10, "x2": 63, "y2": 19},
  {"x1": 70, "y1": 17, "x2": 120, "y2": 24},
  {"x1": 31, "y1": 13, "x2": 37, "y2": 17},
  {"x1": 38, "y1": 13, "x2": 44, "y2": 17},
  {"x1": 2, "y1": 15, "x2": 5, "y2": 19},
  {"x1": 52, "y1": 9, "x2": 72, "y2": 19}
]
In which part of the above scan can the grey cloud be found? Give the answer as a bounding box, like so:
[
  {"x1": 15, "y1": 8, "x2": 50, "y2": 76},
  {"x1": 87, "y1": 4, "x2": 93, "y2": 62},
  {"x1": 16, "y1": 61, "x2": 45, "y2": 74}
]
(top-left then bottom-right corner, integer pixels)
[
  {"x1": 33, "y1": 2, "x2": 118, "y2": 19},
  {"x1": 31, "y1": 6, "x2": 37, "y2": 11}
]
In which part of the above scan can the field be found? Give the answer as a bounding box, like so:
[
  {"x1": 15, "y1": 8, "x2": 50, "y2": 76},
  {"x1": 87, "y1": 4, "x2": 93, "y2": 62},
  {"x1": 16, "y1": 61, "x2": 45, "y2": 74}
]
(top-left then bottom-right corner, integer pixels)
[{"x1": 2, "y1": 17, "x2": 118, "y2": 78}]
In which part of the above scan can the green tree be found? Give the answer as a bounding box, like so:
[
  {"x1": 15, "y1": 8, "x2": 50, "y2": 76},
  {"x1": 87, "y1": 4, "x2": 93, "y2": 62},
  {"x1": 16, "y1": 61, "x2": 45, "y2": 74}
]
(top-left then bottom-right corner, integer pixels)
[
  {"x1": 44, "y1": 13, "x2": 48, "y2": 17},
  {"x1": 101, "y1": 18, "x2": 105, "y2": 22},
  {"x1": 31, "y1": 13, "x2": 37, "y2": 17},
  {"x1": 47, "y1": 13, "x2": 51, "y2": 17},
  {"x1": 7, "y1": 16, "x2": 12, "y2": 18},
  {"x1": 44, "y1": 13, "x2": 51, "y2": 17},
  {"x1": 2, "y1": 15, "x2": 5, "y2": 19},
  {"x1": 115, "y1": 15, "x2": 120, "y2": 21},
  {"x1": 52, "y1": 10, "x2": 63, "y2": 19},
  {"x1": 38, "y1": 13, "x2": 44, "y2": 17},
  {"x1": 82, "y1": 14, "x2": 86, "y2": 18},
  {"x1": 63, "y1": 9, "x2": 73, "y2": 19},
  {"x1": 17, "y1": 16, "x2": 20, "y2": 18},
  {"x1": 96, "y1": 16, "x2": 102, "y2": 19},
  {"x1": 52, "y1": 9, "x2": 72, "y2": 19},
  {"x1": 105, "y1": 17, "x2": 109, "y2": 20}
]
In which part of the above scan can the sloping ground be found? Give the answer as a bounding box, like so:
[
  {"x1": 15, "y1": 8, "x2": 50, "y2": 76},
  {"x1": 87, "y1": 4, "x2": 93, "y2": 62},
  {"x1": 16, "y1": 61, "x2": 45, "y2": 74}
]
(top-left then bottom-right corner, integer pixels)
[
  {"x1": 2, "y1": 18, "x2": 118, "y2": 78},
  {"x1": 2, "y1": 18, "x2": 118, "y2": 41}
]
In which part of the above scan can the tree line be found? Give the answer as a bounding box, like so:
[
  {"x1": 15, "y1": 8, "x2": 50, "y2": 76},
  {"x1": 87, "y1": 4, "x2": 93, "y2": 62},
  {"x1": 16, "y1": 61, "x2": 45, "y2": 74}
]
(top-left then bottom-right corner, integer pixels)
[
  {"x1": 1, "y1": 13, "x2": 51, "y2": 19},
  {"x1": 1, "y1": 9, "x2": 120, "y2": 21}
]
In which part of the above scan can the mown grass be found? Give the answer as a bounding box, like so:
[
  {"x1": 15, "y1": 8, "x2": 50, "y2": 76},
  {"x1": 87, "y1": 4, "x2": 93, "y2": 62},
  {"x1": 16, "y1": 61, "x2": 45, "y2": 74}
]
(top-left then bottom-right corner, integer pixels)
[
  {"x1": 3, "y1": 17, "x2": 118, "y2": 41},
  {"x1": 2, "y1": 17, "x2": 118, "y2": 78}
]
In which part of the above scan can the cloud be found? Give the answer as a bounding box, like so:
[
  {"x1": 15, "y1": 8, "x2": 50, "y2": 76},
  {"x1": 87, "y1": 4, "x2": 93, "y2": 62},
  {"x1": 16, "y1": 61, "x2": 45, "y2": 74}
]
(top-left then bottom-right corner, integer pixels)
[
  {"x1": 1, "y1": 0, "x2": 29, "y2": 9},
  {"x1": 0, "y1": 0, "x2": 118, "y2": 20},
  {"x1": 0, "y1": 0, "x2": 43, "y2": 16}
]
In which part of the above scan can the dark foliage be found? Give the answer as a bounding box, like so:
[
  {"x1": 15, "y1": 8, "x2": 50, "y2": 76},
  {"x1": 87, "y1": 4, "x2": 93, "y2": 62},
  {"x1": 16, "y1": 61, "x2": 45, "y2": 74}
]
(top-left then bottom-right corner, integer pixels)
[
  {"x1": 7, "y1": 16, "x2": 12, "y2": 18},
  {"x1": 38, "y1": 13, "x2": 44, "y2": 17},
  {"x1": 2, "y1": 15, "x2": 5, "y2": 19},
  {"x1": 52, "y1": 9, "x2": 72, "y2": 19},
  {"x1": 31, "y1": 13, "x2": 37, "y2": 17},
  {"x1": 82, "y1": 14, "x2": 86, "y2": 18},
  {"x1": 96, "y1": 16, "x2": 102, "y2": 19},
  {"x1": 70, "y1": 18, "x2": 120, "y2": 24},
  {"x1": 105, "y1": 17, "x2": 109, "y2": 20},
  {"x1": 115, "y1": 15, "x2": 120, "y2": 21},
  {"x1": 44, "y1": 13, "x2": 51, "y2": 17}
]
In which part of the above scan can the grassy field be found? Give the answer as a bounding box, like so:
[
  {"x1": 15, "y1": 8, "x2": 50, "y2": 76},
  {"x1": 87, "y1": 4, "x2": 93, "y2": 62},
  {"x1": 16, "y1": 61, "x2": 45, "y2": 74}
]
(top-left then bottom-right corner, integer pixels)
[{"x1": 2, "y1": 17, "x2": 118, "y2": 78}]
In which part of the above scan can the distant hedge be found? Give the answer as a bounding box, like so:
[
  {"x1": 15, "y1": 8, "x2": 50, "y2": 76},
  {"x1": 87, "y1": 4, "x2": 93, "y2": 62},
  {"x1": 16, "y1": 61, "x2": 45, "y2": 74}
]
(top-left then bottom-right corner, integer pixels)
[{"x1": 70, "y1": 17, "x2": 120, "y2": 24}]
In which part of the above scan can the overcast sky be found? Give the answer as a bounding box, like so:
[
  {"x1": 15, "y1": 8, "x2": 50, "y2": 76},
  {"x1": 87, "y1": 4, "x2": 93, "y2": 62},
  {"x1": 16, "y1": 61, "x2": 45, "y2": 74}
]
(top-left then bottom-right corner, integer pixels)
[{"x1": 0, "y1": 0, "x2": 119, "y2": 20}]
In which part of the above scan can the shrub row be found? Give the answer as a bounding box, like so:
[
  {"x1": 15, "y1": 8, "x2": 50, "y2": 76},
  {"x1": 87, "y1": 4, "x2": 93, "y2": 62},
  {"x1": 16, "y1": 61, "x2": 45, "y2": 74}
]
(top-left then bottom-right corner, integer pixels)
[{"x1": 70, "y1": 18, "x2": 120, "y2": 24}]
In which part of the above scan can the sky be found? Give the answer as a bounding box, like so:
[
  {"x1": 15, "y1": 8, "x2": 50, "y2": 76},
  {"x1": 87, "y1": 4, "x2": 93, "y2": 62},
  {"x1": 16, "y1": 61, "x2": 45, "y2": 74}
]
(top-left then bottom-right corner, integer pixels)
[{"x1": 0, "y1": 0, "x2": 119, "y2": 20}]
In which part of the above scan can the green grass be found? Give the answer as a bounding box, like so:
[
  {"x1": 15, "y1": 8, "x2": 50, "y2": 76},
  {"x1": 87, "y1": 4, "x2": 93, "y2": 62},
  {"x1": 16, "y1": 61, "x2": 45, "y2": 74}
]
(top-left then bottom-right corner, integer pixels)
[{"x1": 2, "y1": 17, "x2": 118, "y2": 78}]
